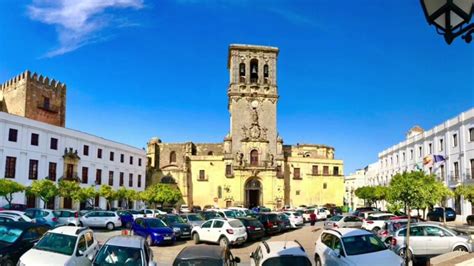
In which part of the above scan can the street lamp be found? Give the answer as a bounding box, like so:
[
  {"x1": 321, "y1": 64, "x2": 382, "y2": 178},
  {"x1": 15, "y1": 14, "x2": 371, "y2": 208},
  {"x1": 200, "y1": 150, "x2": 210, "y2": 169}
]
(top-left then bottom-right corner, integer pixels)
[{"x1": 420, "y1": 0, "x2": 474, "y2": 44}]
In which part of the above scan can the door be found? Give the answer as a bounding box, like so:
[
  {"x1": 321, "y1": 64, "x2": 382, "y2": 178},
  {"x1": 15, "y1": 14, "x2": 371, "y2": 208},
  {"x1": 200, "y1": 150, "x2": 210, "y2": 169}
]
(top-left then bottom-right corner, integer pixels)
[
  {"x1": 401, "y1": 226, "x2": 426, "y2": 255},
  {"x1": 84, "y1": 212, "x2": 97, "y2": 227},
  {"x1": 199, "y1": 220, "x2": 213, "y2": 242},
  {"x1": 210, "y1": 220, "x2": 225, "y2": 243},
  {"x1": 63, "y1": 197, "x2": 72, "y2": 209},
  {"x1": 76, "y1": 234, "x2": 89, "y2": 265},
  {"x1": 134, "y1": 219, "x2": 145, "y2": 237},
  {"x1": 424, "y1": 226, "x2": 452, "y2": 255},
  {"x1": 84, "y1": 232, "x2": 99, "y2": 260}
]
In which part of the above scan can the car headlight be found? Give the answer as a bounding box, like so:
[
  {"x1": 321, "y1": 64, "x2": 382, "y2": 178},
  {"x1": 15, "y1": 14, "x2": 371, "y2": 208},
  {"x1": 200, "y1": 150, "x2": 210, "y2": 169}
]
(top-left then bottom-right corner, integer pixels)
[
  {"x1": 173, "y1": 227, "x2": 181, "y2": 233},
  {"x1": 17, "y1": 260, "x2": 26, "y2": 266}
]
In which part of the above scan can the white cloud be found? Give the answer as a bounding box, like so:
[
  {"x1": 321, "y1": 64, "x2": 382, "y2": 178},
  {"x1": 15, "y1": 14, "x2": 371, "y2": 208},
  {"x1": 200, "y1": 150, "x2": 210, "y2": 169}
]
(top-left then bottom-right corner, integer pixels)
[{"x1": 27, "y1": 0, "x2": 144, "y2": 57}]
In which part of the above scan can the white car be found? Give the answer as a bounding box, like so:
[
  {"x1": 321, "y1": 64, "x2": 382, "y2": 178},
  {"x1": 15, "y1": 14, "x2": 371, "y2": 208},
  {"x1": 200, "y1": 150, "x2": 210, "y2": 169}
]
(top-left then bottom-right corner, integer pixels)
[
  {"x1": 180, "y1": 205, "x2": 190, "y2": 213},
  {"x1": 314, "y1": 228, "x2": 403, "y2": 266},
  {"x1": 284, "y1": 211, "x2": 304, "y2": 228},
  {"x1": 228, "y1": 207, "x2": 252, "y2": 217},
  {"x1": 250, "y1": 240, "x2": 312, "y2": 266},
  {"x1": 79, "y1": 210, "x2": 122, "y2": 230},
  {"x1": 18, "y1": 226, "x2": 99, "y2": 266},
  {"x1": 361, "y1": 213, "x2": 396, "y2": 233},
  {"x1": 192, "y1": 218, "x2": 247, "y2": 247},
  {"x1": 141, "y1": 209, "x2": 166, "y2": 217},
  {"x1": 303, "y1": 208, "x2": 327, "y2": 222},
  {"x1": 0, "y1": 210, "x2": 33, "y2": 222}
]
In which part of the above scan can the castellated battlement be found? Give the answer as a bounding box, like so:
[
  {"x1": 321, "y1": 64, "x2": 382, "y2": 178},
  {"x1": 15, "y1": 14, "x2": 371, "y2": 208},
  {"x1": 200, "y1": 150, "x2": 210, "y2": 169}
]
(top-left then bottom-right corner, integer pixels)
[{"x1": 1, "y1": 70, "x2": 66, "y2": 91}]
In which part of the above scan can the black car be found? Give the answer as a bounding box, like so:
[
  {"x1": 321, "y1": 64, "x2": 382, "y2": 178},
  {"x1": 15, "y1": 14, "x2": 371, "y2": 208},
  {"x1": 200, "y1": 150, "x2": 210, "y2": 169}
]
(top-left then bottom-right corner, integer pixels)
[
  {"x1": 160, "y1": 214, "x2": 192, "y2": 239},
  {"x1": 257, "y1": 213, "x2": 280, "y2": 235},
  {"x1": 467, "y1": 215, "x2": 474, "y2": 225},
  {"x1": 173, "y1": 245, "x2": 240, "y2": 266},
  {"x1": 191, "y1": 206, "x2": 202, "y2": 213},
  {"x1": 0, "y1": 222, "x2": 49, "y2": 265},
  {"x1": 237, "y1": 217, "x2": 264, "y2": 241},
  {"x1": 427, "y1": 207, "x2": 457, "y2": 222},
  {"x1": 276, "y1": 213, "x2": 291, "y2": 232}
]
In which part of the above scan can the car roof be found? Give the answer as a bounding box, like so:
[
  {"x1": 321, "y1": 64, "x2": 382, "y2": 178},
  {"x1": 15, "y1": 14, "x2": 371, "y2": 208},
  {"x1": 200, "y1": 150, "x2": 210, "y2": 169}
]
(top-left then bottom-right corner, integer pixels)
[
  {"x1": 0, "y1": 221, "x2": 44, "y2": 229},
  {"x1": 105, "y1": 235, "x2": 144, "y2": 248},
  {"x1": 324, "y1": 228, "x2": 373, "y2": 237},
  {"x1": 50, "y1": 226, "x2": 89, "y2": 236},
  {"x1": 55, "y1": 209, "x2": 76, "y2": 212},
  {"x1": 260, "y1": 241, "x2": 307, "y2": 258},
  {"x1": 176, "y1": 245, "x2": 225, "y2": 260},
  {"x1": 368, "y1": 213, "x2": 394, "y2": 217}
]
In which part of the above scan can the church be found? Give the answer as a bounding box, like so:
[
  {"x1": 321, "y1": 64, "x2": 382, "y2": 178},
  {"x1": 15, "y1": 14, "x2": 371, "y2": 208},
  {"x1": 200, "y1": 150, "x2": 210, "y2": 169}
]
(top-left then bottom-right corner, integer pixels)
[{"x1": 146, "y1": 44, "x2": 344, "y2": 209}]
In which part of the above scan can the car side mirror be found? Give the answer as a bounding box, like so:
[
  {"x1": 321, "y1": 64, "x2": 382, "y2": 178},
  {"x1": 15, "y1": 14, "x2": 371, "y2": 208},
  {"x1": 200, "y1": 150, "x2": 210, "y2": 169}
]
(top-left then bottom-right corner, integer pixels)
[
  {"x1": 77, "y1": 249, "x2": 84, "y2": 257},
  {"x1": 87, "y1": 253, "x2": 94, "y2": 261},
  {"x1": 249, "y1": 252, "x2": 254, "y2": 259},
  {"x1": 234, "y1": 256, "x2": 241, "y2": 263},
  {"x1": 334, "y1": 248, "x2": 342, "y2": 258}
]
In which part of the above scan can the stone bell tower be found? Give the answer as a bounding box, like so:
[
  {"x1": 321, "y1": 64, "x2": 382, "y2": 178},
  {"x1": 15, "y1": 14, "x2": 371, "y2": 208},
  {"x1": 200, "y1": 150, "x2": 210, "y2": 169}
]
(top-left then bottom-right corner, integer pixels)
[{"x1": 224, "y1": 44, "x2": 282, "y2": 167}]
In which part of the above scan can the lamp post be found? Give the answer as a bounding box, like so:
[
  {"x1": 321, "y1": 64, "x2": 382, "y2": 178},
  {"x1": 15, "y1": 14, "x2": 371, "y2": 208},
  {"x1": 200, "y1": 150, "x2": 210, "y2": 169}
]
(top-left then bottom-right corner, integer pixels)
[{"x1": 420, "y1": 0, "x2": 474, "y2": 44}]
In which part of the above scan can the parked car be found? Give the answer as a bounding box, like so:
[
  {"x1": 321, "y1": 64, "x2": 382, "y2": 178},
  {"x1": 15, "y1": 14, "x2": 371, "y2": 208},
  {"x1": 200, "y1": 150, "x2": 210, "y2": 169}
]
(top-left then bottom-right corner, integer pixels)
[
  {"x1": 361, "y1": 213, "x2": 396, "y2": 233},
  {"x1": 191, "y1": 205, "x2": 202, "y2": 213},
  {"x1": 353, "y1": 206, "x2": 378, "y2": 216},
  {"x1": 284, "y1": 211, "x2": 304, "y2": 228},
  {"x1": 252, "y1": 206, "x2": 271, "y2": 213},
  {"x1": 390, "y1": 223, "x2": 472, "y2": 262},
  {"x1": 79, "y1": 210, "x2": 122, "y2": 230},
  {"x1": 315, "y1": 228, "x2": 403, "y2": 266},
  {"x1": 276, "y1": 213, "x2": 291, "y2": 231},
  {"x1": 237, "y1": 217, "x2": 265, "y2": 241},
  {"x1": 0, "y1": 210, "x2": 33, "y2": 222},
  {"x1": 467, "y1": 214, "x2": 474, "y2": 225},
  {"x1": 427, "y1": 207, "x2": 457, "y2": 222},
  {"x1": 160, "y1": 214, "x2": 192, "y2": 239},
  {"x1": 192, "y1": 218, "x2": 247, "y2": 247},
  {"x1": 173, "y1": 245, "x2": 240, "y2": 266},
  {"x1": 180, "y1": 205, "x2": 190, "y2": 213},
  {"x1": 215, "y1": 209, "x2": 240, "y2": 219},
  {"x1": 117, "y1": 210, "x2": 135, "y2": 228},
  {"x1": 256, "y1": 213, "x2": 280, "y2": 235},
  {"x1": 377, "y1": 218, "x2": 419, "y2": 243},
  {"x1": 228, "y1": 207, "x2": 252, "y2": 217},
  {"x1": 93, "y1": 235, "x2": 157, "y2": 266},
  {"x1": 18, "y1": 226, "x2": 99, "y2": 266},
  {"x1": 180, "y1": 213, "x2": 205, "y2": 228},
  {"x1": 54, "y1": 209, "x2": 80, "y2": 226},
  {"x1": 0, "y1": 214, "x2": 27, "y2": 222},
  {"x1": 329, "y1": 207, "x2": 343, "y2": 216},
  {"x1": 0, "y1": 203, "x2": 27, "y2": 211},
  {"x1": 202, "y1": 211, "x2": 223, "y2": 220},
  {"x1": 323, "y1": 215, "x2": 363, "y2": 229},
  {"x1": 132, "y1": 217, "x2": 175, "y2": 246},
  {"x1": 126, "y1": 209, "x2": 146, "y2": 219},
  {"x1": 0, "y1": 222, "x2": 49, "y2": 266},
  {"x1": 141, "y1": 209, "x2": 166, "y2": 217},
  {"x1": 250, "y1": 240, "x2": 312, "y2": 266},
  {"x1": 24, "y1": 208, "x2": 58, "y2": 227}
]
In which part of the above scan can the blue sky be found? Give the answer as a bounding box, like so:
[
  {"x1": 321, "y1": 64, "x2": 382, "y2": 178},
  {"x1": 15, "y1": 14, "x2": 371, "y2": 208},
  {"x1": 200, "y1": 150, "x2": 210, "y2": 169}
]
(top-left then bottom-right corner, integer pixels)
[{"x1": 0, "y1": 0, "x2": 473, "y2": 174}]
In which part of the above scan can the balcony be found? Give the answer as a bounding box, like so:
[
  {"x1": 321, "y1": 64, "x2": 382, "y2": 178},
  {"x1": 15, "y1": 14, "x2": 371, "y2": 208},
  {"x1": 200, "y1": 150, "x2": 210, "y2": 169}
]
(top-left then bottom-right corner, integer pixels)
[
  {"x1": 197, "y1": 175, "x2": 209, "y2": 182},
  {"x1": 234, "y1": 161, "x2": 276, "y2": 170}
]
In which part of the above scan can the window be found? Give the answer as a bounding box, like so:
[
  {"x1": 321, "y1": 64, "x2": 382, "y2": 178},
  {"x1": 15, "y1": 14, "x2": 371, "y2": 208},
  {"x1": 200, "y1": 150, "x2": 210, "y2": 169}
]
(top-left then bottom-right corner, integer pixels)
[
  {"x1": 217, "y1": 186, "x2": 222, "y2": 199},
  {"x1": 402, "y1": 152, "x2": 406, "y2": 161},
  {"x1": 312, "y1": 165, "x2": 318, "y2": 175},
  {"x1": 418, "y1": 146, "x2": 422, "y2": 157},
  {"x1": 439, "y1": 139, "x2": 444, "y2": 151},
  {"x1": 410, "y1": 149, "x2": 413, "y2": 160},
  {"x1": 323, "y1": 166, "x2": 329, "y2": 176},
  {"x1": 250, "y1": 150, "x2": 259, "y2": 166},
  {"x1": 296, "y1": 190, "x2": 300, "y2": 195},
  {"x1": 8, "y1": 129, "x2": 18, "y2": 142},
  {"x1": 77, "y1": 236, "x2": 87, "y2": 255},
  {"x1": 29, "y1": 160, "x2": 39, "y2": 180},
  {"x1": 170, "y1": 151, "x2": 176, "y2": 163},
  {"x1": 82, "y1": 167, "x2": 88, "y2": 184},
  {"x1": 48, "y1": 162, "x2": 57, "y2": 181},
  {"x1": 263, "y1": 64, "x2": 269, "y2": 78},
  {"x1": 213, "y1": 220, "x2": 224, "y2": 228},
  {"x1": 201, "y1": 221, "x2": 212, "y2": 228},
  {"x1": 470, "y1": 128, "x2": 474, "y2": 142},
  {"x1": 199, "y1": 170, "x2": 205, "y2": 180},
  {"x1": 207, "y1": 151, "x2": 214, "y2": 155},
  {"x1": 109, "y1": 152, "x2": 114, "y2": 161},
  {"x1": 43, "y1": 97, "x2": 50, "y2": 110},
  {"x1": 323, "y1": 183, "x2": 327, "y2": 189},
  {"x1": 85, "y1": 232, "x2": 94, "y2": 247},
  {"x1": 138, "y1": 158, "x2": 142, "y2": 166},
  {"x1": 66, "y1": 164, "x2": 74, "y2": 179},
  {"x1": 471, "y1": 159, "x2": 474, "y2": 180},
  {"x1": 293, "y1": 168, "x2": 301, "y2": 179},
  {"x1": 276, "y1": 165, "x2": 283, "y2": 177},
  {"x1": 453, "y1": 133, "x2": 458, "y2": 147},
  {"x1": 129, "y1": 173, "x2": 133, "y2": 187},
  {"x1": 129, "y1": 156, "x2": 133, "y2": 165},
  {"x1": 454, "y1": 162, "x2": 459, "y2": 180},
  {"x1": 120, "y1": 154, "x2": 124, "y2": 163},
  {"x1": 225, "y1": 164, "x2": 232, "y2": 176},
  {"x1": 5, "y1": 157, "x2": 16, "y2": 178},
  {"x1": 428, "y1": 143, "x2": 432, "y2": 154},
  {"x1": 96, "y1": 169, "x2": 102, "y2": 185},
  {"x1": 119, "y1": 172, "x2": 124, "y2": 186},
  {"x1": 97, "y1": 148, "x2": 102, "y2": 159},
  {"x1": 30, "y1": 133, "x2": 39, "y2": 146},
  {"x1": 108, "y1": 171, "x2": 114, "y2": 186},
  {"x1": 138, "y1": 175, "x2": 142, "y2": 188},
  {"x1": 440, "y1": 164, "x2": 445, "y2": 179},
  {"x1": 250, "y1": 59, "x2": 258, "y2": 83},
  {"x1": 50, "y1": 138, "x2": 58, "y2": 150},
  {"x1": 334, "y1": 166, "x2": 339, "y2": 176},
  {"x1": 83, "y1": 145, "x2": 89, "y2": 156},
  {"x1": 239, "y1": 63, "x2": 246, "y2": 82}
]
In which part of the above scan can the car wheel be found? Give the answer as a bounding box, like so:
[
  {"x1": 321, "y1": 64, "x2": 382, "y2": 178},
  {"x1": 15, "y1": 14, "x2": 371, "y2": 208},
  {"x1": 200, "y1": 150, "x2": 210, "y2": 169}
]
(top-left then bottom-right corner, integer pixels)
[
  {"x1": 4, "y1": 259, "x2": 14, "y2": 266},
  {"x1": 146, "y1": 235, "x2": 153, "y2": 246},
  {"x1": 314, "y1": 255, "x2": 322, "y2": 266},
  {"x1": 193, "y1": 233, "x2": 200, "y2": 244},
  {"x1": 398, "y1": 248, "x2": 413, "y2": 263},
  {"x1": 453, "y1": 245, "x2": 468, "y2": 252},
  {"x1": 372, "y1": 227, "x2": 381, "y2": 233},
  {"x1": 106, "y1": 222, "x2": 114, "y2": 231},
  {"x1": 219, "y1": 236, "x2": 229, "y2": 248},
  {"x1": 79, "y1": 222, "x2": 83, "y2": 227}
]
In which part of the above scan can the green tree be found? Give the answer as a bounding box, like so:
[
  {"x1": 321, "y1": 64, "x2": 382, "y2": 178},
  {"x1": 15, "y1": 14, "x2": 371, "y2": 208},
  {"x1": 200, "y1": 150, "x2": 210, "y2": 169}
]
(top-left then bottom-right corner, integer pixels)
[
  {"x1": 99, "y1": 185, "x2": 117, "y2": 210},
  {"x1": 28, "y1": 180, "x2": 59, "y2": 208},
  {"x1": 456, "y1": 185, "x2": 474, "y2": 203},
  {"x1": 73, "y1": 186, "x2": 97, "y2": 209},
  {"x1": 0, "y1": 179, "x2": 25, "y2": 206},
  {"x1": 355, "y1": 186, "x2": 377, "y2": 206},
  {"x1": 58, "y1": 180, "x2": 80, "y2": 201}
]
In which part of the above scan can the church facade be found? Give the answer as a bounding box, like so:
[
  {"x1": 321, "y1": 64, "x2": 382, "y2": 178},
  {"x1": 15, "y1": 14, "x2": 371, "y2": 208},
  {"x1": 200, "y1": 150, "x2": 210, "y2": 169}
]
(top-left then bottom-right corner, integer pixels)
[{"x1": 146, "y1": 44, "x2": 344, "y2": 209}]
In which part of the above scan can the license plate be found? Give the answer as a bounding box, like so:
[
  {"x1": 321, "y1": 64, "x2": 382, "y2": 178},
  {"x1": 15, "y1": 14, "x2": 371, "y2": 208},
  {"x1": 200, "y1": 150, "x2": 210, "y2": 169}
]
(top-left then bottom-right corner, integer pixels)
[
  {"x1": 255, "y1": 228, "x2": 261, "y2": 231},
  {"x1": 237, "y1": 237, "x2": 244, "y2": 241},
  {"x1": 273, "y1": 225, "x2": 277, "y2": 228},
  {"x1": 448, "y1": 214, "x2": 454, "y2": 216},
  {"x1": 164, "y1": 236, "x2": 171, "y2": 240},
  {"x1": 182, "y1": 232, "x2": 190, "y2": 235}
]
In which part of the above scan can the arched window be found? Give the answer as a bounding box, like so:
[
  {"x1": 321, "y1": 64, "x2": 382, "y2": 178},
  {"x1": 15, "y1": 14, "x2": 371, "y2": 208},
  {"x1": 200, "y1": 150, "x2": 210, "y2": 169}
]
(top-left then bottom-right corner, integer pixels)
[
  {"x1": 239, "y1": 63, "x2": 246, "y2": 83},
  {"x1": 250, "y1": 59, "x2": 258, "y2": 83},
  {"x1": 263, "y1": 64, "x2": 269, "y2": 84},
  {"x1": 169, "y1": 151, "x2": 176, "y2": 163},
  {"x1": 207, "y1": 151, "x2": 214, "y2": 156},
  {"x1": 250, "y1": 149, "x2": 259, "y2": 166}
]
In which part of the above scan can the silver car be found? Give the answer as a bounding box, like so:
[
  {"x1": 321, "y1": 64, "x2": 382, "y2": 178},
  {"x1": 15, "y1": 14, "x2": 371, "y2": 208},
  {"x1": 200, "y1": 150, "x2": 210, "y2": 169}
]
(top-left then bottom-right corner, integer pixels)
[
  {"x1": 93, "y1": 235, "x2": 157, "y2": 266},
  {"x1": 323, "y1": 215, "x2": 363, "y2": 229},
  {"x1": 54, "y1": 209, "x2": 80, "y2": 226},
  {"x1": 180, "y1": 213, "x2": 205, "y2": 228},
  {"x1": 391, "y1": 223, "x2": 473, "y2": 262},
  {"x1": 79, "y1": 210, "x2": 122, "y2": 230}
]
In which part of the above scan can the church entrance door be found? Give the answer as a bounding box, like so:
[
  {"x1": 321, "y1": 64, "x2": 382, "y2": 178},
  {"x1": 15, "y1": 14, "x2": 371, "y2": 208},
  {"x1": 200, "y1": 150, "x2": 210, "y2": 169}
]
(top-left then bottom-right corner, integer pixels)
[{"x1": 245, "y1": 178, "x2": 262, "y2": 209}]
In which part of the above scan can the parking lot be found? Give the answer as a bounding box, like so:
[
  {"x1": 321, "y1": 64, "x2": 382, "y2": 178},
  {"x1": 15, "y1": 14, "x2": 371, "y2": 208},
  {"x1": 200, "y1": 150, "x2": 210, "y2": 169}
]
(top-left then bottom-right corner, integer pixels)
[{"x1": 95, "y1": 222, "x2": 324, "y2": 265}]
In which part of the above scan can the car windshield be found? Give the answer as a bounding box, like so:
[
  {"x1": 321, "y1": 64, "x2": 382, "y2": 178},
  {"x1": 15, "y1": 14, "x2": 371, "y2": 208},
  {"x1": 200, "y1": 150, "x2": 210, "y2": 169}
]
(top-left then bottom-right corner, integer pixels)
[
  {"x1": 268, "y1": 214, "x2": 278, "y2": 222},
  {"x1": 342, "y1": 234, "x2": 387, "y2": 256},
  {"x1": 229, "y1": 220, "x2": 244, "y2": 228},
  {"x1": 0, "y1": 226, "x2": 22, "y2": 243},
  {"x1": 147, "y1": 219, "x2": 167, "y2": 228},
  {"x1": 94, "y1": 245, "x2": 143, "y2": 266},
  {"x1": 167, "y1": 215, "x2": 185, "y2": 224},
  {"x1": 174, "y1": 259, "x2": 223, "y2": 266},
  {"x1": 261, "y1": 208, "x2": 271, "y2": 212},
  {"x1": 224, "y1": 211, "x2": 237, "y2": 218},
  {"x1": 262, "y1": 256, "x2": 312, "y2": 266},
  {"x1": 128, "y1": 210, "x2": 141, "y2": 214},
  {"x1": 330, "y1": 215, "x2": 343, "y2": 221},
  {"x1": 34, "y1": 232, "x2": 77, "y2": 256},
  {"x1": 187, "y1": 214, "x2": 204, "y2": 221}
]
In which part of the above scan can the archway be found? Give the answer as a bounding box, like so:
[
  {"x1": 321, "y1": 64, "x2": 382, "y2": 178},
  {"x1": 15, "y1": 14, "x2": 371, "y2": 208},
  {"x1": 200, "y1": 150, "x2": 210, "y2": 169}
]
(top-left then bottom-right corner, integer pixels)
[{"x1": 245, "y1": 178, "x2": 262, "y2": 209}]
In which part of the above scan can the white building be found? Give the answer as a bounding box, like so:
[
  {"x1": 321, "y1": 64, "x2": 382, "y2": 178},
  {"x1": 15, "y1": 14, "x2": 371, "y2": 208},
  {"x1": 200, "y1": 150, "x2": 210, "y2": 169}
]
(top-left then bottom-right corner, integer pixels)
[
  {"x1": 376, "y1": 108, "x2": 474, "y2": 221},
  {"x1": 344, "y1": 169, "x2": 366, "y2": 210},
  {"x1": 0, "y1": 111, "x2": 147, "y2": 210}
]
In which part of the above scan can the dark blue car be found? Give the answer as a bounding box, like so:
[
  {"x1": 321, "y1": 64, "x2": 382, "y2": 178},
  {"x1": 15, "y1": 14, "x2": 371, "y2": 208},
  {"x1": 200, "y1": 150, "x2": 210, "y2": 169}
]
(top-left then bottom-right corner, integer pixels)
[
  {"x1": 117, "y1": 210, "x2": 134, "y2": 228},
  {"x1": 427, "y1": 207, "x2": 457, "y2": 222},
  {"x1": 132, "y1": 217, "x2": 176, "y2": 246}
]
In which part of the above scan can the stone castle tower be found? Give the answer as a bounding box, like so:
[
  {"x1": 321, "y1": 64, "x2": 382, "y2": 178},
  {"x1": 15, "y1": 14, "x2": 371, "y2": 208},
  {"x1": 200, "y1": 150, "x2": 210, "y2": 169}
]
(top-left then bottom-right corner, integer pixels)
[{"x1": 0, "y1": 70, "x2": 66, "y2": 127}]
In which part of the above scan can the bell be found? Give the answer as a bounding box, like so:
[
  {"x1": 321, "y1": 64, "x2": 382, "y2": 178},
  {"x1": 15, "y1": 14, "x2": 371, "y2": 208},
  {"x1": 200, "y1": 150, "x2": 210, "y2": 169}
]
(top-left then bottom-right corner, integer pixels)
[{"x1": 251, "y1": 65, "x2": 257, "y2": 74}]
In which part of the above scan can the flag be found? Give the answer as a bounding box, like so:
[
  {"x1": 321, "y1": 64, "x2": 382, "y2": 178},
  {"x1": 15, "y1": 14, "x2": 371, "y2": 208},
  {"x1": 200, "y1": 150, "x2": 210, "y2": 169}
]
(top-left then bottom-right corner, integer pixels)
[{"x1": 433, "y1": 155, "x2": 445, "y2": 163}]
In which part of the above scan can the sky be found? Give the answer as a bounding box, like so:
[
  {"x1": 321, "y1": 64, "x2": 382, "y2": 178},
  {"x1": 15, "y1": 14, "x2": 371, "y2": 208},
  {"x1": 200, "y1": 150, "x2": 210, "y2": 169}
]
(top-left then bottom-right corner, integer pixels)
[{"x1": 0, "y1": 0, "x2": 473, "y2": 174}]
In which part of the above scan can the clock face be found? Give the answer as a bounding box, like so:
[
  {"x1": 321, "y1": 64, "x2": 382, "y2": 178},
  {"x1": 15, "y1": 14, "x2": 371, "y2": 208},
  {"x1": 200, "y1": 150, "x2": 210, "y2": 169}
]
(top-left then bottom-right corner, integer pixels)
[{"x1": 251, "y1": 100, "x2": 259, "y2": 108}]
